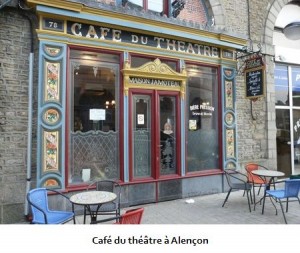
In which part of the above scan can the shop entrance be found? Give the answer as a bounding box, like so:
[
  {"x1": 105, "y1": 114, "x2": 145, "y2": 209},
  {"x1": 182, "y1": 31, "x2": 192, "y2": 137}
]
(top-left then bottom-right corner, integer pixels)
[{"x1": 129, "y1": 89, "x2": 181, "y2": 180}]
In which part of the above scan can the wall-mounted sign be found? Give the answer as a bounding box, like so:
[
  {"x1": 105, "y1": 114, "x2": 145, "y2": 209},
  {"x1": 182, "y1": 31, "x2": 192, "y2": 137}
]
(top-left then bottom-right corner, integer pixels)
[{"x1": 245, "y1": 56, "x2": 265, "y2": 99}]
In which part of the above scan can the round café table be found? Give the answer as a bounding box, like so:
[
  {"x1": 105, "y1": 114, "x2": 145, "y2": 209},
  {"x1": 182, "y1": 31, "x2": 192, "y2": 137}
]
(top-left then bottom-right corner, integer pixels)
[
  {"x1": 251, "y1": 170, "x2": 285, "y2": 214},
  {"x1": 70, "y1": 191, "x2": 117, "y2": 224}
]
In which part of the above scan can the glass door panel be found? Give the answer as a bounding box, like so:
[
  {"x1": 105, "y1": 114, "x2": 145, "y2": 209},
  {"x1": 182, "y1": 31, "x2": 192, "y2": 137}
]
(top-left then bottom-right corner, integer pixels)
[
  {"x1": 159, "y1": 96, "x2": 177, "y2": 175},
  {"x1": 133, "y1": 95, "x2": 152, "y2": 178},
  {"x1": 131, "y1": 90, "x2": 180, "y2": 180}
]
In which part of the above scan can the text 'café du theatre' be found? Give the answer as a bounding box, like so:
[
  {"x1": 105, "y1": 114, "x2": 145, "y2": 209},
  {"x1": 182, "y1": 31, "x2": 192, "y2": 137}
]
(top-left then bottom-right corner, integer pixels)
[{"x1": 69, "y1": 22, "x2": 220, "y2": 57}]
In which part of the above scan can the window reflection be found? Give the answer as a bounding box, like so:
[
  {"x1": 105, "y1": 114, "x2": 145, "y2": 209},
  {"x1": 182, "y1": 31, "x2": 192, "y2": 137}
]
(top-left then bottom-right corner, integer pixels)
[
  {"x1": 292, "y1": 67, "x2": 300, "y2": 106},
  {"x1": 186, "y1": 65, "x2": 219, "y2": 172},
  {"x1": 68, "y1": 50, "x2": 120, "y2": 185},
  {"x1": 275, "y1": 65, "x2": 289, "y2": 106}
]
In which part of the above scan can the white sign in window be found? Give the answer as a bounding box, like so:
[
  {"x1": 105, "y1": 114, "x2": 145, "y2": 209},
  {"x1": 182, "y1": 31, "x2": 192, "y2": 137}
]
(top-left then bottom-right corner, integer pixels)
[
  {"x1": 137, "y1": 114, "x2": 144, "y2": 125},
  {"x1": 89, "y1": 109, "x2": 106, "y2": 121}
]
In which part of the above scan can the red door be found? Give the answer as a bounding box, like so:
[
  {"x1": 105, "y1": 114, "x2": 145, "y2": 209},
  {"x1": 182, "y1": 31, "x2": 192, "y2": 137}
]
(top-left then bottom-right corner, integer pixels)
[{"x1": 129, "y1": 89, "x2": 181, "y2": 181}]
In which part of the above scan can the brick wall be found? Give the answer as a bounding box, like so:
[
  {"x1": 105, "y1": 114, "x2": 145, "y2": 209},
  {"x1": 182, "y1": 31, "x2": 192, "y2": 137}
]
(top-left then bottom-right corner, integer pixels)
[{"x1": 177, "y1": 0, "x2": 207, "y2": 24}]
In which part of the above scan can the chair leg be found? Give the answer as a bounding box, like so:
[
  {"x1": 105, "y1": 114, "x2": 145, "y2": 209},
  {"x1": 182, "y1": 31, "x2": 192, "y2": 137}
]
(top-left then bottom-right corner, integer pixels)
[
  {"x1": 286, "y1": 197, "x2": 289, "y2": 213},
  {"x1": 252, "y1": 186, "x2": 256, "y2": 205},
  {"x1": 246, "y1": 190, "x2": 252, "y2": 212},
  {"x1": 222, "y1": 188, "x2": 232, "y2": 207},
  {"x1": 257, "y1": 185, "x2": 262, "y2": 195},
  {"x1": 83, "y1": 206, "x2": 87, "y2": 224},
  {"x1": 278, "y1": 200, "x2": 287, "y2": 224},
  {"x1": 262, "y1": 188, "x2": 267, "y2": 214}
]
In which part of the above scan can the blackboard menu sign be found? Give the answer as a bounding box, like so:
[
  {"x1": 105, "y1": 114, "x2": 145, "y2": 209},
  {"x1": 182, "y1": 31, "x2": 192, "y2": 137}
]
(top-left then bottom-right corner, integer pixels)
[{"x1": 244, "y1": 56, "x2": 265, "y2": 99}]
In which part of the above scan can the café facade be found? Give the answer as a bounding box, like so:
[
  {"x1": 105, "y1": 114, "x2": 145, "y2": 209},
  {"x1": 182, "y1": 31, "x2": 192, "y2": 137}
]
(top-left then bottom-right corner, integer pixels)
[
  {"x1": 8, "y1": 0, "x2": 293, "y2": 223},
  {"x1": 24, "y1": 0, "x2": 248, "y2": 207}
]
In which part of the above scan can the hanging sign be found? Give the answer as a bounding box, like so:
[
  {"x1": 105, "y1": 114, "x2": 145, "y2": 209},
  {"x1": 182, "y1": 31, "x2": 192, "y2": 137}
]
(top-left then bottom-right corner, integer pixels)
[{"x1": 244, "y1": 56, "x2": 265, "y2": 99}]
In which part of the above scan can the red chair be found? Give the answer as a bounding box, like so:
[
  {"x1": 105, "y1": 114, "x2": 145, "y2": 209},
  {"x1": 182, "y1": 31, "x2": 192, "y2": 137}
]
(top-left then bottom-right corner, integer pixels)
[
  {"x1": 245, "y1": 163, "x2": 268, "y2": 205},
  {"x1": 115, "y1": 208, "x2": 144, "y2": 224}
]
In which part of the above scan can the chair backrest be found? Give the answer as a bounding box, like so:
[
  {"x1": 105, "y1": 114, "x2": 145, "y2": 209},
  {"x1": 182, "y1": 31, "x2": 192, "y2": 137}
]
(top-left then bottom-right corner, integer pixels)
[
  {"x1": 27, "y1": 188, "x2": 50, "y2": 223},
  {"x1": 224, "y1": 169, "x2": 247, "y2": 187},
  {"x1": 284, "y1": 179, "x2": 300, "y2": 198},
  {"x1": 245, "y1": 163, "x2": 267, "y2": 184},
  {"x1": 91, "y1": 180, "x2": 120, "y2": 194},
  {"x1": 118, "y1": 208, "x2": 144, "y2": 224},
  {"x1": 89, "y1": 180, "x2": 121, "y2": 202}
]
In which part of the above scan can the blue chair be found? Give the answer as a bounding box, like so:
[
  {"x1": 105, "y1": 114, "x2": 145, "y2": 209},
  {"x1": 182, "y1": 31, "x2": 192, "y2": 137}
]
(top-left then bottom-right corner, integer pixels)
[
  {"x1": 27, "y1": 188, "x2": 75, "y2": 224},
  {"x1": 265, "y1": 179, "x2": 300, "y2": 224}
]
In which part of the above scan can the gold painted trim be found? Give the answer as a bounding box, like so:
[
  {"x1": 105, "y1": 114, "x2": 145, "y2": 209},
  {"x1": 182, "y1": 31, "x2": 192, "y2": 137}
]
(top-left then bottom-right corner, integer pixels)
[{"x1": 122, "y1": 58, "x2": 187, "y2": 98}]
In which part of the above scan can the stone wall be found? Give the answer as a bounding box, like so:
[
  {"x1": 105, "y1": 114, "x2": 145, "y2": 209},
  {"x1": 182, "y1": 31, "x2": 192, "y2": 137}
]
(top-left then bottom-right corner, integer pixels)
[
  {"x1": 0, "y1": 7, "x2": 38, "y2": 223},
  {"x1": 222, "y1": 0, "x2": 277, "y2": 170}
]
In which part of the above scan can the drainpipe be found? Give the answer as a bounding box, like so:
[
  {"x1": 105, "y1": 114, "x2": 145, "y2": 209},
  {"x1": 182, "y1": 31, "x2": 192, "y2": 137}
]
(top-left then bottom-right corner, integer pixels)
[{"x1": 17, "y1": 0, "x2": 35, "y2": 218}]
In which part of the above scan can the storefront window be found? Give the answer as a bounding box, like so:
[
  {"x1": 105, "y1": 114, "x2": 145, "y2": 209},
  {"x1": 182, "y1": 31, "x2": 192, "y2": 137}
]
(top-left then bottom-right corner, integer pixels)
[
  {"x1": 186, "y1": 64, "x2": 219, "y2": 172},
  {"x1": 68, "y1": 50, "x2": 120, "y2": 185},
  {"x1": 275, "y1": 64, "x2": 300, "y2": 177},
  {"x1": 275, "y1": 65, "x2": 289, "y2": 106},
  {"x1": 292, "y1": 67, "x2": 300, "y2": 106}
]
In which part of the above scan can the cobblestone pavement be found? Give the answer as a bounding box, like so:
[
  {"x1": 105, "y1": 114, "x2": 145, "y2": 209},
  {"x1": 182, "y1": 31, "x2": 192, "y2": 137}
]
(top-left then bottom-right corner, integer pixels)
[{"x1": 71, "y1": 190, "x2": 300, "y2": 225}]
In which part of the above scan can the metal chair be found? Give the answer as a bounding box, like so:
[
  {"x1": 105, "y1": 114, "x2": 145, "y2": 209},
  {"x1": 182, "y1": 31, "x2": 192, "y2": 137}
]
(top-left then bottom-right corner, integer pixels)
[
  {"x1": 222, "y1": 169, "x2": 253, "y2": 212},
  {"x1": 27, "y1": 188, "x2": 75, "y2": 224},
  {"x1": 265, "y1": 179, "x2": 300, "y2": 224},
  {"x1": 84, "y1": 180, "x2": 121, "y2": 224},
  {"x1": 245, "y1": 163, "x2": 269, "y2": 204}
]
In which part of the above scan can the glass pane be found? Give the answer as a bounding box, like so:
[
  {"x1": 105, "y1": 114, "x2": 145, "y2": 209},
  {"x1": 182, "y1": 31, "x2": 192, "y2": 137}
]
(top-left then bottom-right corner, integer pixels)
[
  {"x1": 133, "y1": 95, "x2": 152, "y2": 178},
  {"x1": 131, "y1": 56, "x2": 177, "y2": 71},
  {"x1": 186, "y1": 65, "x2": 219, "y2": 172},
  {"x1": 293, "y1": 110, "x2": 300, "y2": 175},
  {"x1": 68, "y1": 51, "x2": 120, "y2": 184},
  {"x1": 292, "y1": 67, "x2": 300, "y2": 106},
  {"x1": 275, "y1": 65, "x2": 289, "y2": 106},
  {"x1": 148, "y1": 0, "x2": 163, "y2": 12},
  {"x1": 160, "y1": 96, "x2": 176, "y2": 175},
  {"x1": 276, "y1": 109, "x2": 291, "y2": 176}
]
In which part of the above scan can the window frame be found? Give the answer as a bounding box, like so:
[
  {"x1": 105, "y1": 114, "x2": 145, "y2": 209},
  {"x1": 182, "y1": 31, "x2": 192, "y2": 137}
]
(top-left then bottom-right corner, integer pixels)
[
  {"x1": 65, "y1": 47, "x2": 124, "y2": 190},
  {"x1": 127, "y1": 0, "x2": 169, "y2": 15},
  {"x1": 185, "y1": 62, "x2": 222, "y2": 175}
]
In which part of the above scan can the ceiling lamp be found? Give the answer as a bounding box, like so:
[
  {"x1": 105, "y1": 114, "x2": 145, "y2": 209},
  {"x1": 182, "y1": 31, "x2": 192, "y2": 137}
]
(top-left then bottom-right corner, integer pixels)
[{"x1": 283, "y1": 22, "x2": 300, "y2": 40}]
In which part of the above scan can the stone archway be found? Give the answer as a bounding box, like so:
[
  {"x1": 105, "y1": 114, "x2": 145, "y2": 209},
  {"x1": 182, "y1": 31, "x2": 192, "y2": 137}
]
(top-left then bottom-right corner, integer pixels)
[
  {"x1": 263, "y1": 0, "x2": 292, "y2": 45},
  {"x1": 262, "y1": 0, "x2": 295, "y2": 170},
  {"x1": 204, "y1": 0, "x2": 226, "y2": 29}
]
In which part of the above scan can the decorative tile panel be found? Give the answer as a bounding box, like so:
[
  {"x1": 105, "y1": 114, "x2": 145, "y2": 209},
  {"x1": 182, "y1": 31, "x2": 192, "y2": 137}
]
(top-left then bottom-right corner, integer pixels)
[
  {"x1": 226, "y1": 128, "x2": 235, "y2": 159},
  {"x1": 37, "y1": 42, "x2": 66, "y2": 189},
  {"x1": 45, "y1": 62, "x2": 60, "y2": 102},
  {"x1": 44, "y1": 108, "x2": 60, "y2": 124},
  {"x1": 43, "y1": 130, "x2": 59, "y2": 173},
  {"x1": 222, "y1": 67, "x2": 237, "y2": 168},
  {"x1": 225, "y1": 80, "x2": 233, "y2": 109}
]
